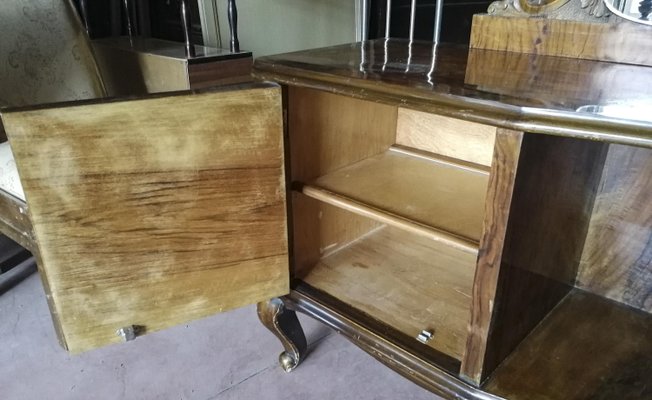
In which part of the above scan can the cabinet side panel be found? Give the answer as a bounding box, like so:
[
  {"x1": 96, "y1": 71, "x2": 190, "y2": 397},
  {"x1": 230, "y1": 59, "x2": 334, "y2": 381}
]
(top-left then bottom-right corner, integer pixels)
[
  {"x1": 461, "y1": 129, "x2": 523, "y2": 384},
  {"x1": 287, "y1": 86, "x2": 398, "y2": 182},
  {"x1": 578, "y1": 145, "x2": 652, "y2": 313},
  {"x1": 470, "y1": 134, "x2": 608, "y2": 383}
]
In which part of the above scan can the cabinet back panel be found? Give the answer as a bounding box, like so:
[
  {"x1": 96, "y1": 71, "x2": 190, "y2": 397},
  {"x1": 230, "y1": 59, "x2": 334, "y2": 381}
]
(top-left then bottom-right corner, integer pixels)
[
  {"x1": 395, "y1": 108, "x2": 497, "y2": 167},
  {"x1": 578, "y1": 144, "x2": 652, "y2": 313},
  {"x1": 287, "y1": 86, "x2": 398, "y2": 183}
]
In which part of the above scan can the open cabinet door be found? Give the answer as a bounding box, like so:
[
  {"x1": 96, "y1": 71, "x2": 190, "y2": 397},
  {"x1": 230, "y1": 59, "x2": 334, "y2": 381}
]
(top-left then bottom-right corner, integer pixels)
[{"x1": 1, "y1": 83, "x2": 288, "y2": 353}]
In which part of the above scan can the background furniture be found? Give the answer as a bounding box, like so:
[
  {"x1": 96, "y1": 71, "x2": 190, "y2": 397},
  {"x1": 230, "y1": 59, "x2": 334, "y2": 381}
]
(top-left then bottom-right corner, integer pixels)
[
  {"x1": 78, "y1": 0, "x2": 252, "y2": 96},
  {"x1": 0, "y1": 0, "x2": 107, "y2": 293}
]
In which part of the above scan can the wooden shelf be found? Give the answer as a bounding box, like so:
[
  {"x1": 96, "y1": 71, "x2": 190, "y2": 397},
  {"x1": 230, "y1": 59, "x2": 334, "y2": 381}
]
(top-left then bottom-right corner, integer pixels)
[
  {"x1": 298, "y1": 147, "x2": 489, "y2": 254},
  {"x1": 298, "y1": 224, "x2": 476, "y2": 362},
  {"x1": 484, "y1": 289, "x2": 652, "y2": 400}
]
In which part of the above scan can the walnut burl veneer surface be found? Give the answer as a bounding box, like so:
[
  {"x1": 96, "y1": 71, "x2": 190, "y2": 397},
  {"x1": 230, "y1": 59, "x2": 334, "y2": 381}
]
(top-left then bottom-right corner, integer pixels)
[
  {"x1": 254, "y1": 39, "x2": 652, "y2": 149},
  {"x1": 1, "y1": 84, "x2": 289, "y2": 353}
]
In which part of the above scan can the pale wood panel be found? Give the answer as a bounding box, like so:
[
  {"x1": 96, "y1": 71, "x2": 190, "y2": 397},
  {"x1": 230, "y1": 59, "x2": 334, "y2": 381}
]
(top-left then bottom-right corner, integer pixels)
[
  {"x1": 299, "y1": 224, "x2": 476, "y2": 362},
  {"x1": 305, "y1": 148, "x2": 488, "y2": 246},
  {"x1": 470, "y1": 15, "x2": 652, "y2": 67},
  {"x1": 292, "y1": 192, "x2": 381, "y2": 279},
  {"x1": 485, "y1": 289, "x2": 652, "y2": 400},
  {"x1": 287, "y1": 86, "x2": 398, "y2": 182},
  {"x1": 396, "y1": 108, "x2": 497, "y2": 167},
  {"x1": 3, "y1": 85, "x2": 289, "y2": 353},
  {"x1": 578, "y1": 145, "x2": 652, "y2": 312},
  {"x1": 461, "y1": 129, "x2": 523, "y2": 384}
]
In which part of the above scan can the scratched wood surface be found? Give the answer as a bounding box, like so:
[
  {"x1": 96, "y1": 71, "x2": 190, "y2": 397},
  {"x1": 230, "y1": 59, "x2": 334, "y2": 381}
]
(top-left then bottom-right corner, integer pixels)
[
  {"x1": 2, "y1": 84, "x2": 289, "y2": 353},
  {"x1": 299, "y1": 222, "x2": 476, "y2": 362},
  {"x1": 578, "y1": 145, "x2": 652, "y2": 312}
]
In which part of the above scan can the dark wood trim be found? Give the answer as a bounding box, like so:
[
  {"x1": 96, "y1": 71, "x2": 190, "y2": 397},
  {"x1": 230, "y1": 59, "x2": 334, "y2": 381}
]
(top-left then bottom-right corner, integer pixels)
[
  {"x1": 477, "y1": 134, "x2": 609, "y2": 383},
  {"x1": 286, "y1": 285, "x2": 505, "y2": 400},
  {"x1": 461, "y1": 129, "x2": 524, "y2": 384}
]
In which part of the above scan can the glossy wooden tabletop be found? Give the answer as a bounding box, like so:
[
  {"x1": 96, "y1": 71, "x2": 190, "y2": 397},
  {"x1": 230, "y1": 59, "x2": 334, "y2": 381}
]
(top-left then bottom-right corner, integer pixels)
[{"x1": 254, "y1": 39, "x2": 652, "y2": 148}]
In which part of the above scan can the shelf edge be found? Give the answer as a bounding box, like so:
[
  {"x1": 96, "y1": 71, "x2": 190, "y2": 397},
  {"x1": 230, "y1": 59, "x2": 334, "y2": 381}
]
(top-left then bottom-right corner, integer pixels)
[{"x1": 300, "y1": 184, "x2": 480, "y2": 255}]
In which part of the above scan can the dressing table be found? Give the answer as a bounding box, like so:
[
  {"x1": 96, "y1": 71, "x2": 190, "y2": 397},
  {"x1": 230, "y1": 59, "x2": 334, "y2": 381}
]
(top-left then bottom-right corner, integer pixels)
[{"x1": 1, "y1": 2, "x2": 650, "y2": 399}]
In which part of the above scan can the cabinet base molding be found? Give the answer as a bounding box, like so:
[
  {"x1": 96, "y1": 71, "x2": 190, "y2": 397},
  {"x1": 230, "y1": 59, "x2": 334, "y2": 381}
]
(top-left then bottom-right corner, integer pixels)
[{"x1": 280, "y1": 285, "x2": 503, "y2": 400}]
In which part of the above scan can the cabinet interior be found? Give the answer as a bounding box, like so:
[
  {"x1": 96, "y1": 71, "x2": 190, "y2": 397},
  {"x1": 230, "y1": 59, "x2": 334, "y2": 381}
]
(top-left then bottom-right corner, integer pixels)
[
  {"x1": 287, "y1": 86, "x2": 494, "y2": 369},
  {"x1": 286, "y1": 86, "x2": 652, "y2": 392}
]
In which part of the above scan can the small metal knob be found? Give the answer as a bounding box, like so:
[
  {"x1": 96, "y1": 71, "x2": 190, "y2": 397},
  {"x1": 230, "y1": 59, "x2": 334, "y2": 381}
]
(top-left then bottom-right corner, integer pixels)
[
  {"x1": 416, "y1": 329, "x2": 434, "y2": 344},
  {"x1": 116, "y1": 325, "x2": 137, "y2": 342}
]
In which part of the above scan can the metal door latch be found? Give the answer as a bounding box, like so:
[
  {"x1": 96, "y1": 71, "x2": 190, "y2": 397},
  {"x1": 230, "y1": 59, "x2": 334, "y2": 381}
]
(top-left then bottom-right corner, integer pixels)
[{"x1": 416, "y1": 329, "x2": 434, "y2": 344}]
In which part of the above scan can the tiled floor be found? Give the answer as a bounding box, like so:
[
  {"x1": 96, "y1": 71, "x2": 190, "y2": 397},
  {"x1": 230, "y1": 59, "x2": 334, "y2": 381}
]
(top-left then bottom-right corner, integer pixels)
[{"x1": 1, "y1": 273, "x2": 440, "y2": 400}]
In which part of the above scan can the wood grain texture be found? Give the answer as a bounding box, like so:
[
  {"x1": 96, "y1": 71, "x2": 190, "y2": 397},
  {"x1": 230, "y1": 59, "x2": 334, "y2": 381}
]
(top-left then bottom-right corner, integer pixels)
[
  {"x1": 484, "y1": 289, "x2": 652, "y2": 400},
  {"x1": 305, "y1": 148, "x2": 489, "y2": 246},
  {"x1": 470, "y1": 15, "x2": 652, "y2": 67},
  {"x1": 396, "y1": 108, "x2": 497, "y2": 167},
  {"x1": 299, "y1": 223, "x2": 476, "y2": 362},
  {"x1": 3, "y1": 84, "x2": 289, "y2": 353},
  {"x1": 461, "y1": 129, "x2": 523, "y2": 384},
  {"x1": 578, "y1": 145, "x2": 652, "y2": 312},
  {"x1": 287, "y1": 86, "x2": 398, "y2": 183},
  {"x1": 255, "y1": 40, "x2": 652, "y2": 149},
  {"x1": 476, "y1": 134, "x2": 608, "y2": 383},
  {"x1": 188, "y1": 57, "x2": 253, "y2": 90},
  {"x1": 291, "y1": 192, "x2": 382, "y2": 279},
  {"x1": 465, "y1": 46, "x2": 652, "y2": 114}
]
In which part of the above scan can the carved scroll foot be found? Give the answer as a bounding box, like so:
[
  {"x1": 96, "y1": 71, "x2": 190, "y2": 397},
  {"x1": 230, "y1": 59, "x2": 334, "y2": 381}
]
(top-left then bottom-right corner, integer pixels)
[{"x1": 257, "y1": 298, "x2": 307, "y2": 372}]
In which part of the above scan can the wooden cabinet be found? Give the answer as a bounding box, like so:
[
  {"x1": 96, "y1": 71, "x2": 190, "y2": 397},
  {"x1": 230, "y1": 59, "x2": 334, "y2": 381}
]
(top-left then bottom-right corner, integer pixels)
[
  {"x1": 253, "y1": 40, "x2": 652, "y2": 399},
  {"x1": 2, "y1": 39, "x2": 650, "y2": 400}
]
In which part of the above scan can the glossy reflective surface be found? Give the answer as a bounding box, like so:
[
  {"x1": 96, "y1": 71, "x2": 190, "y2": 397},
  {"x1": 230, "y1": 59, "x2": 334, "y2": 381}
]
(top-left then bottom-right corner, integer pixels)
[
  {"x1": 254, "y1": 39, "x2": 652, "y2": 147},
  {"x1": 92, "y1": 37, "x2": 251, "y2": 64},
  {"x1": 604, "y1": 0, "x2": 652, "y2": 26}
]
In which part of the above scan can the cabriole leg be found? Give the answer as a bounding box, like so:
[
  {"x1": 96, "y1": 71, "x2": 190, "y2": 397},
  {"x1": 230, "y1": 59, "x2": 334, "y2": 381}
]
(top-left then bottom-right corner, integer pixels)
[{"x1": 257, "y1": 297, "x2": 307, "y2": 372}]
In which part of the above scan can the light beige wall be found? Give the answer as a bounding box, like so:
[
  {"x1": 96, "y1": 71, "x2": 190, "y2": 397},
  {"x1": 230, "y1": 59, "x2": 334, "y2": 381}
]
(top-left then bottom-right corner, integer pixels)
[{"x1": 214, "y1": 0, "x2": 356, "y2": 57}]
